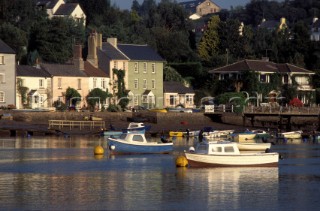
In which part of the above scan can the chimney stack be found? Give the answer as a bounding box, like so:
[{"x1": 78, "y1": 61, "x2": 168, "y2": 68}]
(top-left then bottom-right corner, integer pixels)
[
  {"x1": 87, "y1": 31, "x2": 98, "y2": 67},
  {"x1": 73, "y1": 44, "x2": 84, "y2": 71},
  {"x1": 107, "y1": 38, "x2": 118, "y2": 48}
]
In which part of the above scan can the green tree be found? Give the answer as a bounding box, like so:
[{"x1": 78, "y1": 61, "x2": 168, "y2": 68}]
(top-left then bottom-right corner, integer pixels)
[
  {"x1": 198, "y1": 16, "x2": 220, "y2": 64},
  {"x1": 86, "y1": 88, "x2": 111, "y2": 111},
  {"x1": 0, "y1": 22, "x2": 27, "y2": 62},
  {"x1": 163, "y1": 65, "x2": 184, "y2": 82},
  {"x1": 65, "y1": 87, "x2": 81, "y2": 107}
]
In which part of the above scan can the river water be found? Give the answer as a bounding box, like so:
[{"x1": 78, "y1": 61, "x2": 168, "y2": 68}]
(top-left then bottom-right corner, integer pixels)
[{"x1": 0, "y1": 135, "x2": 320, "y2": 210}]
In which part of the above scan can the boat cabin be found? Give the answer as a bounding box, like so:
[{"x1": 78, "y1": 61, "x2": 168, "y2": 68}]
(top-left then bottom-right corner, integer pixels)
[
  {"x1": 193, "y1": 141, "x2": 241, "y2": 155},
  {"x1": 127, "y1": 122, "x2": 145, "y2": 130}
]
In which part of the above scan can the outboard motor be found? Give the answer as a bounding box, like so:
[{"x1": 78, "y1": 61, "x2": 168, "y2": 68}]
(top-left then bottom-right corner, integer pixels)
[{"x1": 189, "y1": 147, "x2": 195, "y2": 153}]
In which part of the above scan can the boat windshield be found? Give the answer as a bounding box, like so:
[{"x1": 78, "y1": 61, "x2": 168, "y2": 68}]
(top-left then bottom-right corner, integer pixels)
[{"x1": 119, "y1": 133, "x2": 127, "y2": 139}]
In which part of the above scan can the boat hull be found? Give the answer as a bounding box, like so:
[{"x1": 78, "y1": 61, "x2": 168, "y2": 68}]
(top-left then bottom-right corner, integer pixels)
[
  {"x1": 185, "y1": 152, "x2": 279, "y2": 168},
  {"x1": 237, "y1": 143, "x2": 271, "y2": 151},
  {"x1": 169, "y1": 131, "x2": 184, "y2": 137},
  {"x1": 108, "y1": 139, "x2": 173, "y2": 154},
  {"x1": 233, "y1": 133, "x2": 257, "y2": 142}
]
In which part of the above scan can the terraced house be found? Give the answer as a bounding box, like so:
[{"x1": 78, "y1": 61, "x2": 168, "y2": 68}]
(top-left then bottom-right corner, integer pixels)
[{"x1": 91, "y1": 33, "x2": 166, "y2": 109}]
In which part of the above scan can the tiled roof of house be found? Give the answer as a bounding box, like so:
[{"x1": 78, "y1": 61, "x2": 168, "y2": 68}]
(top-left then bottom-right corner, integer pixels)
[
  {"x1": 117, "y1": 44, "x2": 165, "y2": 61},
  {"x1": 163, "y1": 81, "x2": 195, "y2": 94},
  {"x1": 36, "y1": 0, "x2": 59, "y2": 9},
  {"x1": 54, "y1": 3, "x2": 78, "y2": 16},
  {"x1": 17, "y1": 65, "x2": 51, "y2": 77},
  {"x1": 0, "y1": 39, "x2": 15, "y2": 54},
  {"x1": 83, "y1": 61, "x2": 108, "y2": 77},
  {"x1": 101, "y1": 42, "x2": 128, "y2": 60},
  {"x1": 40, "y1": 63, "x2": 87, "y2": 77},
  {"x1": 209, "y1": 59, "x2": 314, "y2": 74}
]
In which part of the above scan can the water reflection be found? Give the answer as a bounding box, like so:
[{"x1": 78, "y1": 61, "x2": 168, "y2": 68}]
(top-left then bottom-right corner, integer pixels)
[{"x1": 176, "y1": 167, "x2": 279, "y2": 210}]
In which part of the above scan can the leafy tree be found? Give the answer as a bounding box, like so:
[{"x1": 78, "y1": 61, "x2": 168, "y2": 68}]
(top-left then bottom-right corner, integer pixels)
[
  {"x1": 163, "y1": 65, "x2": 184, "y2": 82},
  {"x1": 216, "y1": 92, "x2": 246, "y2": 113},
  {"x1": 65, "y1": 87, "x2": 81, "y2": 107},
  {"x1": 86, "y1": 88, "x2": 111, "y2": 111},
  {"x1": 0, "y1": 22, "x2": 27, "y2": 62},
  {"x1": 113, "y1": 69, "x2": 129, "y2": 109},
  {"x1": 198, "y1": 16, "x2": 221, "y2": 63}
]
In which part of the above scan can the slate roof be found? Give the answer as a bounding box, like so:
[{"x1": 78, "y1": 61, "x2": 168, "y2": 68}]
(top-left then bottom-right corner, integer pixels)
[
  {"x1": 163, "y1": 81, "x2": 195, "y2": 94},
  {"x1": 101, "y1": 42, "x2": 128, "y2": 60},
  {"x1": 16, "y1": 65, "x2": 51, "y2": 77},
  {"x1": 54, "y1": 3, "x2": 78, "y2": 16},
  {"x1": 36, "y1": 0, "x2": 59, "y2": 9},
  {"x1": 83, "y1": 61, "x2": 108, "y2": 77},
  {"x1": 40, "y1": 63, "x2": 87, "y2": 77},
  {"x1": 209, "y1": 60, "x2": 314, "y2": 74},
  {"x1": 117, "y1": 44, "x2": 165, "y2": 61},
  {"x1": 0, "y1": 39, "x2": 15, "y2": 54}
]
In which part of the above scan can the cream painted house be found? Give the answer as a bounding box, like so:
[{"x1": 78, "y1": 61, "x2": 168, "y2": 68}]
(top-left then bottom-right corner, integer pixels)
[
  {"x1": 163, "y1": 81, "x2": 195, "y2": 109},
  {"x1": 36, "y1": 0, "x2": 86, "y2": 25},
  {"x1": 40, "y1": 63, "x2": 89, "y2": 109},
  {"x1": 16, "y1": 65, "x2": 52, "y2": 109},
  {"x1": 0, "y1": 39, "x2": 16, "y2": 108},
  {"x1": 180, "y1": 0, "x2": 221, "y2": 19}
]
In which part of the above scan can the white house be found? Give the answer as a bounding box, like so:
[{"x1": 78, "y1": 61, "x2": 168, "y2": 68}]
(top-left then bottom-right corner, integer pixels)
[{"x1": 0, "y1": 39, "x2": 16, "y2": 108}]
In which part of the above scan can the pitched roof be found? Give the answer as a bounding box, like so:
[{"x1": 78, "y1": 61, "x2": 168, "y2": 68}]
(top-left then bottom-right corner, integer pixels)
[
  {"x1": 54, "y1": 3, "x2": 78, "y2": 16},
  {"x1": 101, "y1": 42, "x2": 128, "y2": 60},
  {"x1": 16, "y1": 65, "x2": 51, "y2": 77},
  {"x1": 209, "y1": 59, "x2": 314, "y2": 74},
  {"x1": 40, "y1": 63, "x2": 87, "y2": 77},
  {"x1": 117, "y1": 44, "x2": 165, "y2": 61},
  {"x1": 36, "y1": 0, "x2": 59, "y2": 9},
  {"x1": 83, "y1": 61, "x2": 108, "y2": 77},
  {"x1": 179, "y1": 0, "x2": 202, "y2": 13},
  {"x1": 163, "y1": 81, "x2": 195, "y2": 94},
  {"x1": 0, "y1": 39, "x2": 15, "y2": 54}
]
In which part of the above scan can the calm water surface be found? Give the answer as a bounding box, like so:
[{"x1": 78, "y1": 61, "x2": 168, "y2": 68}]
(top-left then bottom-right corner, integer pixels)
[{"x1": 0, "y1": 136, "x2": 320, "y2": 210}]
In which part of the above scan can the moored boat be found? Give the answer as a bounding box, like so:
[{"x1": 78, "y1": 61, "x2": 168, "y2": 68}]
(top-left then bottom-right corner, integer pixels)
[
  {"x1": 169, "y1": 131, "x2": 184, "y2": 137},
  {"x1": 237, "y1": 142, "x2": 272, "y2": 151},
  {"x1": 103, "y1": 122, "x2": 151, "y2": 136},
  {"x1": 184, "y1": 141, "x2": 279, "y2": 168},
  {"x1": 107, "y1": 133, "x2": 173, "y2": 155},
  {"x1": 251, "y1": 130, "x2": 271, "y2": 139},
  {"x1": 203, "y1": 130, "x2": 234, "y2": 138},
  {"x1": 280, "y1": 130, "x2": 302, "y2": 139},
  {"x1": 231, "y1": 132, "x2": 257, "y2": 142}
]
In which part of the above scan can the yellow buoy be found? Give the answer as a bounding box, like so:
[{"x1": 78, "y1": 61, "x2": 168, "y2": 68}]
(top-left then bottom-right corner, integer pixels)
[
  {"x1": 176, "y1": 155, "x2": 188, "y2": 167},
  {"x1": 94, "y1": 145, "x2": 104, "y2": 155}
]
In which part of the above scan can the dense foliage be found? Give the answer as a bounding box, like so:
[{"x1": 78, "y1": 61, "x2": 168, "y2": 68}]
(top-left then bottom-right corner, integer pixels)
[{"x1": 2, "y1": 0, "x2": 320, "y2": 105}]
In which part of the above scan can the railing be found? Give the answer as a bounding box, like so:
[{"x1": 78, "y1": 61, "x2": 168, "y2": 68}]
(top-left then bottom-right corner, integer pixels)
[
  {"x1": 204, "y1": 105, "x2": 234, "y2": 113},
  {"x1": 48, "y1": 120, "x2": 105, "y2": 130},
  {"x1": 243, "y1": 105, "x2": 320, "y2": 114}
]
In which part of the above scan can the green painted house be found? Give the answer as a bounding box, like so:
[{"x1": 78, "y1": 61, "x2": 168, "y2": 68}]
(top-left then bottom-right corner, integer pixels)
[{"x1": 95, "y1": 36, "x2": 166, "y2": 109}]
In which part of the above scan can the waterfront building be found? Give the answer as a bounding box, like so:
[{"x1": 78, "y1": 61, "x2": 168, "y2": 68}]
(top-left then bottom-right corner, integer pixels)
[
  {"x1": 0, "y1": 39, "x2": 16, "y2": 108},
  {"x1": 163, "y1": 81, "x2": 195, "y2": 109}
]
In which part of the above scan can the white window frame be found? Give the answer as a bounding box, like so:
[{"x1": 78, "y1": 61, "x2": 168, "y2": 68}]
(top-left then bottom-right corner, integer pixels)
[
  {"x1": 77, "y1": 79, "x2": 81, "y2": 90},
  {"x1": 143, "y1": 62, "x2": 147, "y2": 73},
  {"x1": 134, "y1": 95, "x2": 139, "y2": 106},
  {"x1": 0, "y1": 55, "x2": 4, "y2": 65},
  {"x1": 134, "y1": 79, "x2": 139, "y2": 89},
  {"x1": 39, "y1": 79, "x2": 44, "y2": 88},
  {"x1": 93, "y1": 78, "x2": 97, "y2": 88},
  {"x1": 134, "y1": 62, "x2": 139, "y2": 73},
  {"x1": 0, "y1": 91, "x2": 4, "y2": 102},
  {"x1": 143, "y1": 79, "x2": 147, "y2": 89},
  {"x1": 58, "y1": 78, "x2": 62, "y2": 89},
  {"x1": 152, "y1": 63, "x2": 156, "y2": 73},
  {"x1": 101, "y1": 78, "x2": 106, "y2": 89},
  {"x1": 0, "y1": 74, "x2": 5, "y2": 83},
  {"x1": 151, "y1": 79, "x2": 155, "y2": 89}
]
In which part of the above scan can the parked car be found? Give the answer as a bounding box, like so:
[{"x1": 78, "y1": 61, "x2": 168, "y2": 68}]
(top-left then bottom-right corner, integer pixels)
[{"x1": 166, "y1": 107, "x2": 193, "y2": 113}]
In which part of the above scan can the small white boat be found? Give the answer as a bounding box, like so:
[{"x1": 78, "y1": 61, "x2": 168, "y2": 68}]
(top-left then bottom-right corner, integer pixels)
[
  {"x1": 231, "y1": 132, "x2": 256, "y2": 142},
  {"x1": 183, "y1": 130, "x2": 200, "y2": 137},
  {"x1": 280, "y1": 130, "x2": 302, "y2": 139},
  {"x1": 203, "y1": 130, "x2": 234, "y2": 138},
  {"x1": 103, "y1": 122, "x2": 151, "y2": 137},
  {"x1": 107, "y1": 133, "x2": 173, "y2": 155},
  {"x1": 237, "y1": 142, "x2": 272, "y2": 151},
  {"x1": 184, "y1": 141, "x2": 279, "y2": 168}
]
